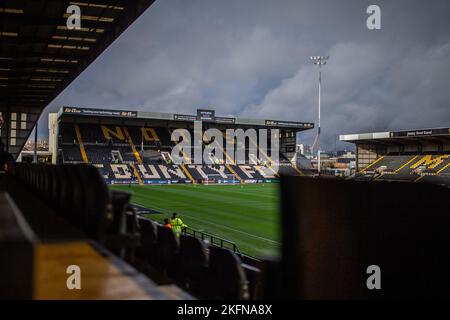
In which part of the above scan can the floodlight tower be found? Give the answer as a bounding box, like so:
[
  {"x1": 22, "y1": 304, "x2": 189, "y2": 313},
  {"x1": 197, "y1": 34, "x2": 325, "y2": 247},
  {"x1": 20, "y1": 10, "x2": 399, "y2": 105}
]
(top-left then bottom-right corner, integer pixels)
[{"x1": 310, "y1": 55, "x2": 329, "y2": 176}]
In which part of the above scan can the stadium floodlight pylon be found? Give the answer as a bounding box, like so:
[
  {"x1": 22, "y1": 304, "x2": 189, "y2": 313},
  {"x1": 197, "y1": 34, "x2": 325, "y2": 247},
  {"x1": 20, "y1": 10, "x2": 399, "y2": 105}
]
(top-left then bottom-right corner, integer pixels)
[{"x1": 310, "y1": 55, "x2": 329, "y2": 176}]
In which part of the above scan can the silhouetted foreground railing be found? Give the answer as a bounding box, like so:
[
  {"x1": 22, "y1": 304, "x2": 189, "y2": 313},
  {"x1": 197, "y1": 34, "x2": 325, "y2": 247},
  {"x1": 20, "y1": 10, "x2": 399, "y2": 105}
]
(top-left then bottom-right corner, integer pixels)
[{"x1": 182, "y1": 227, "x2": 242, "y2": 256}]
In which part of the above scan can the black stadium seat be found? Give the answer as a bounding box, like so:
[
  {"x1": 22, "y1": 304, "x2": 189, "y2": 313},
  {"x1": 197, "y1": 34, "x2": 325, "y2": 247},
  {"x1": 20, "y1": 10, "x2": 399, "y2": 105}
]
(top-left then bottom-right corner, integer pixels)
[
  {"x1": 47, "y1": 165, "x2": 60, "y2": 209},
  {"x1": 6, "y1": 162, "x2": 269, "y2": 299},
  {"x1": 155, "y1": 225, "x2": 179, "y2": 276},
  {"x1": 126, "y1": 210, "x2": 139, "y2": 234},
  {"x1": 208, "y1": 246, "x2": 249, "y2": 300},
  {"x1": 41, "y1": 164, "x2": 53, "y2": 203},
  {"x1": 65, "y1": 165, "x2": 86, "y2": 228},
  {"x1": 10, "y1": 163, "x2": 137, "y2": 251},
  {"x1": 55, "y1": 165, "x2": 73, "y2": 219},
  {"x1": 179, "y1": 234, "x2": 209, "y2": 294},
  {"x1": 108, "y1": 191, "x2": 132, "y2": 234},
  {"x1": 77, "y1": 165, "x2": 111, "y2": 242},
  {"x1": 136, "y1": 218, "x2": 158, "y2": 263}
]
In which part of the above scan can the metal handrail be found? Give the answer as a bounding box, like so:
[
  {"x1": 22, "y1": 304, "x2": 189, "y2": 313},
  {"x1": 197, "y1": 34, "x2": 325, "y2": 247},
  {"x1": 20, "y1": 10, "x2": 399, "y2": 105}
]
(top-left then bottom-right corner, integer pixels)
[{"x1": 182, "y1": 226, "x2": 242, "y2": 256}]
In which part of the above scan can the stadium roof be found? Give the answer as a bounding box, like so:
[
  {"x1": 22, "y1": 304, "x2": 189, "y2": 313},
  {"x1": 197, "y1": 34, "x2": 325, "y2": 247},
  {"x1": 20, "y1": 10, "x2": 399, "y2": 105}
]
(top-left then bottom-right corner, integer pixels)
[
  {"x1": 0, "y1": 0, "x2": 156, "y2": 159},
  {"x1": 57, "y1": 106, "x2": 316, "y2": 130},
  {"x1": 340, "y1": 127, "x2": 450, "y2": 145}
]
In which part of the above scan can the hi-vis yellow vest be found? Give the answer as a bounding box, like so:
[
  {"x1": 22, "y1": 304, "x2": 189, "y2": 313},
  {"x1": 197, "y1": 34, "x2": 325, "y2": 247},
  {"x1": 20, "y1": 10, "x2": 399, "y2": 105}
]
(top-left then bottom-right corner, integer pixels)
[{"x1": 170, "y1": 218, "x2": 185, "y2": 232}]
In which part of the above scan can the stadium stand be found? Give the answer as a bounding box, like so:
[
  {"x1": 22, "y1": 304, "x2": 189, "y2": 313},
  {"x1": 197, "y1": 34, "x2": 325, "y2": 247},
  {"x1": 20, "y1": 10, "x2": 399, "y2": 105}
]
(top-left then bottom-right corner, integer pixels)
[
  {"x1": 1, "y1": 162, "x2": 267, "y2": 299},
  {"x1": 6, "y1": 161, "x2": 450, "y2": 299},
  {"x1": 341, "y1": 128, "x2": 450, "y2": 186},
  {"x1": 208, "y1": 246, "x2": 250, "y2": 300},
  {"x1": 54, "y1": 107, "x2": 314, "y2": 185},
  {"x1": 178, "y1": 235, "x2": 209, "y2": 296},
  {"x1": 1, "y1": 0, "x2": 280, "y2": 300},
  {"x1": 0, "y1": 162, "x2": 193, "y2": 299}
]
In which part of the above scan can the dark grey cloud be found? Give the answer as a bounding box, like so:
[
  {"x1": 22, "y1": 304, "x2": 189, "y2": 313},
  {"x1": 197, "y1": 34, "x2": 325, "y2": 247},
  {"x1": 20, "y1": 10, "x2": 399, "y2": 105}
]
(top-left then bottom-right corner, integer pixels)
[{"x1": 37, "y1": 0, "x2": 450, "y2": 150}]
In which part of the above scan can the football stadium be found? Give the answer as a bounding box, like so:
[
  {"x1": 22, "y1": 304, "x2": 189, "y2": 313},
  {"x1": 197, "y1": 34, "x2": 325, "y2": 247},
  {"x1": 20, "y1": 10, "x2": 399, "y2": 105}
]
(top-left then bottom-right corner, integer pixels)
[
  {"x1": 53, "y1": 105, "x2": 312, "y2": 258},
  {"x1": 2, "y1": 0, "x2": 450, "y2": 305}
]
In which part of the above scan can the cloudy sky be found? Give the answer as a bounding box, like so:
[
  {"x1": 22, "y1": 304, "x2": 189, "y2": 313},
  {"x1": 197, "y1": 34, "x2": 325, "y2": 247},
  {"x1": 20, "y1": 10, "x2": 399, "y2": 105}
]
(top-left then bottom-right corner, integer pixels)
[{"x1": 38, "y1": 0, "x2": 450, "y2": 150}]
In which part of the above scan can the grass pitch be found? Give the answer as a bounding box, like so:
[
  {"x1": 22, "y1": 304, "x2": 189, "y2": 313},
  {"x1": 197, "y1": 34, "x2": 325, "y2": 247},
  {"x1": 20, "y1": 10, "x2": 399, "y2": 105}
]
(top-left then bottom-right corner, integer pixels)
[{"x1": 110, "y1": 183, "x2": 281, "y2": 258}]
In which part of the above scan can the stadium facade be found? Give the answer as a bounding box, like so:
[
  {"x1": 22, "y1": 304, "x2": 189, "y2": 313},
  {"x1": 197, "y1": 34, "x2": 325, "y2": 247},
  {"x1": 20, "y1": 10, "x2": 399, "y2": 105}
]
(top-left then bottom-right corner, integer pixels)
[
  {"x1": 340, "y1": 127, "x2": 450, "y2": 186},
  {"x1": 50, "y1": 106, "x2": 314, "y2": 185}
]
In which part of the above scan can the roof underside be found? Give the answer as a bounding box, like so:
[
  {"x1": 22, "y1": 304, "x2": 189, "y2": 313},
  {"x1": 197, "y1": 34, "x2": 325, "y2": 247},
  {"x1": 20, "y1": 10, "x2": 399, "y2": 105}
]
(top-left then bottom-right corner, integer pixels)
[{"x1": 0, "y1": 0, "x2": 156, "y2": 159}]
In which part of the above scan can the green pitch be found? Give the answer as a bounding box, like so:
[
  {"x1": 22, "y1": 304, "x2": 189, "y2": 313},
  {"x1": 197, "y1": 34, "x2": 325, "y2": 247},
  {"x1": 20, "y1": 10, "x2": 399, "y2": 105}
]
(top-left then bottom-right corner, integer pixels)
[{"x1": 110, "y1": 183, "x2": 281, "y2": 258}]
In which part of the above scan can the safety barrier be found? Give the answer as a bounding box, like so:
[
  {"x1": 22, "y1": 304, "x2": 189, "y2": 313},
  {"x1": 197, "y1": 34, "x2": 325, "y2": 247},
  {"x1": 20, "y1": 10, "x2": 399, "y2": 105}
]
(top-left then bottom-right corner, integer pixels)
[{"x1": 182, "y1": 227, "x2": 242, "y2": 256}]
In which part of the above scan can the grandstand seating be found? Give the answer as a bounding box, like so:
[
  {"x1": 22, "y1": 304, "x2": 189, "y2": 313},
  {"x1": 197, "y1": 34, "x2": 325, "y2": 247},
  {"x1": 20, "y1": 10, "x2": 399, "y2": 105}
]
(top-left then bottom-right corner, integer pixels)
[
  {"x1": 178, "y1": 235, "x2": 209, "y2": 295},
  {"x1": 136, "y1": 217, "x2": 158, "y2": 264},
  {"x1": 60, "y1": 144, "x2": 83, "y2": 163},
  {"x1": 59, "y1": 123, "x2": 76, "y2": 144},
  {"x1": 85, "y1": 145, "x2": 113, "y2": 163},
  {"x1": 3, "y1": 163, "x2": 261, "y2": 300},
  {"x1": 208, "y1": 246, "x2": 250, "y2": 299},
  {"x1": 440, "y1": 162, "x2": 450, "y2": 174},
  {"x1": 155, "y1": 225, "x2": 180, "y2": 276},
  {"x1": 364, "y1": 155, "x2": 416, "y2": 173},
  {"x1": 126, "y1": 126, "x2": 161, "y2": 148},
  {"x1": 228, "y1": 165, "x2": 268, "y2": 181},
  {"x1": 415, "y1": 154, "x2": 450, "y2": 173},
  {"x1": 78, "y1": 123, "x2": 106, "y2": 144},
  {"x1": 59, "y1": 123, "x2": 302, "y2": 184},
  {"x1": 134, "y1": 219, "x2": 256, "y2": 299},
  {"x1": 141, "y1": 149, "x2": 165, "y2": 163},
  {"x1": 185, "y1": 164, "x2": 236, "y2": 182},
  {"x1": 355, "y1": 154, "x2": 450, "y2": 186},
  {"x1": 133, "y1": 219, "x2": 255, "y2": 299},
  {"x1": 11, "y1": 163, "x2": 127, "y2": 244}
]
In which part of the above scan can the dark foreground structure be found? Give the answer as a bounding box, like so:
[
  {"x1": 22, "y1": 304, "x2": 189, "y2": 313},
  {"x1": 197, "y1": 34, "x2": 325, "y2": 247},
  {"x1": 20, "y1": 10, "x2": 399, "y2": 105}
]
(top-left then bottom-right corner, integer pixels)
[
  {"x1": 2, "y1": 164, "x2": 450, "y2": 299},
  {"x1": 0, "y1": 163, "x2": 261, "y2": 299},
  {"x1": 281, "y1": 176, "x2": 450, "y2": 299}
]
